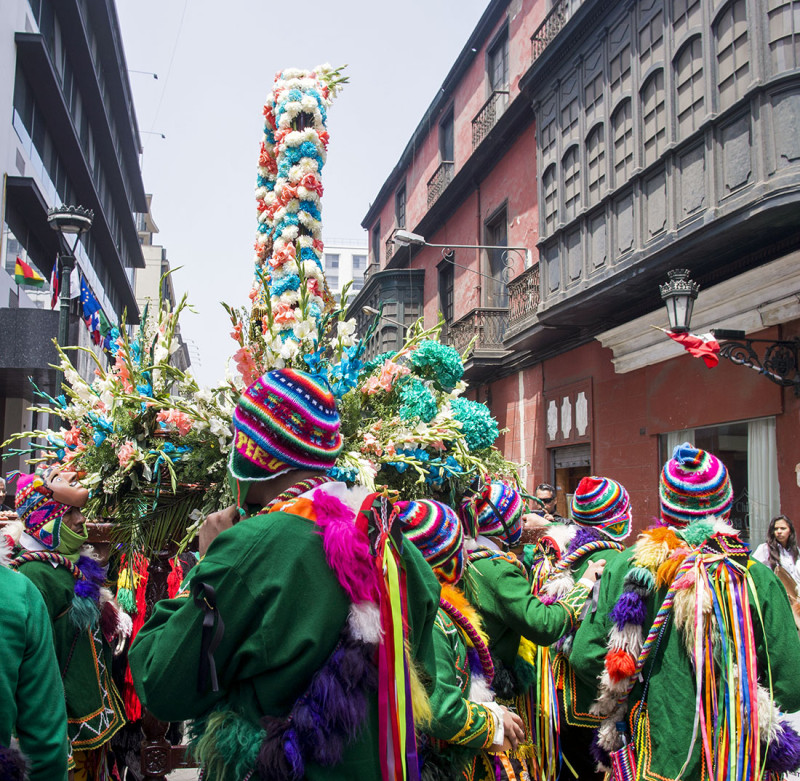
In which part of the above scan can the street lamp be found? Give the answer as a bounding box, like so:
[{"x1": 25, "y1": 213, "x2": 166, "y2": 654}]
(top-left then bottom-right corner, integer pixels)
[
  {"x1": 658, "y1": 268, "x2": 800, "y2": 394},
  {"x1": 47, "y1": 205, "x2": 94, "y2": 397},
  {"x1": 392, "y1": 229, "x2": 530, "y2": 284},
  {"x1": 659, "y1": 268, "x2": 699, "y2": 333}
]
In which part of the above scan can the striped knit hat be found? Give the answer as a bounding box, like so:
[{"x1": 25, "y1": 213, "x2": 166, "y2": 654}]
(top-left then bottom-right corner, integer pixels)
[
  {"x1": 660, "y1": 442, "x2": 733, "y2": 526},
  {"x1": 571, "y1": 476, "x2": 632, "y2": 540},
  {"x1": 460, "y1": 481, "x2": 524, "y2": 546},
  {"x1": 230, "y1": 368, "x2": 343, "y2": 481},
  {"x1": 397, "y1": 499, "x2": 464, "y2": 584},
  {"x1": 13, "y1": 472, "x2": 68, "y2": 550}
]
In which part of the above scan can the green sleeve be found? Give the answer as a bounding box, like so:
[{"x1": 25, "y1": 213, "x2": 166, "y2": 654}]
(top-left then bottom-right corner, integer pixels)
[
  {"x1": 748, "y1": 559, "x2": 800, "y2": 712},
  {"x1": 474, "y1": 558, "x2": 589, "y2": 645},
  {"x1": 569, "y1": 548, "x2": 634, "y2": 689},
  {"x1": 427, "y1": 611, "x2": 497, "y2": 750},
  {"x1": 128, "y1": 530, "x2": 263, "y2": 722},
  {"x1": 16, "y1": 576, "x2": 69, "y2": 781}
]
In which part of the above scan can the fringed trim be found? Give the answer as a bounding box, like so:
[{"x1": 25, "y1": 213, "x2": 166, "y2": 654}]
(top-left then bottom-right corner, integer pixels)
[
  {"x1": 439, "y1": 586, "x2": 494, "y2": 685},
  {"x1": 466, "y1": 546, "x2": 527, "y2": 576}
]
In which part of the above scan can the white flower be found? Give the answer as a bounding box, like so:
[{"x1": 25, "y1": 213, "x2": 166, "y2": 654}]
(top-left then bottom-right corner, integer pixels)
[
  {"x1": 293, "y1": 319, "x2": 317, "y2": 340},
  {"x1": 195, "y1": 388, "x2": 213, "y2": 405},
  {"x1": 337, "y1": 320, "x2": 356, "y2": 338},
  {"x1": 279, "y1": 340, "x2": 299, "y2": 361}
]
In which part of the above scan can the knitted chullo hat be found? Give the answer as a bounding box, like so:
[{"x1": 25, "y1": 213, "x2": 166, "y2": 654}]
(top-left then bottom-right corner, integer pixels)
[
  {"x1": 571, "y1": 476, "x2": 632, "y2": 540},
  {"x1": 229, "y1": 368, "x2": 343, "y2": 482},
  {"x1": 660, "y1": 442, "x2": 733, "y2": 526},
  {"x1": 460, "y1": 482, "x2": 524, "y2": 546},
  {"x1": 397, "y1": 499, "x2": 465, "y2": 584},
  {"x1": 13, "y1": 472, "x2": 68, "y2": 550}
]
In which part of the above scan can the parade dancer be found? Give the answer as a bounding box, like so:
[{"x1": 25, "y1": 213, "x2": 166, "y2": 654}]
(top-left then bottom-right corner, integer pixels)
[
  {"x1": 459, "y1": 481, "x2": 605, "y2": 780},
  {"x1": 571, "y1": 444, "x2": 800, "y2": 780},
  {"x1": 11, "y1": 467, "x2": 129, "y2": 780},
  {"x1": 129, "y1": 368, "x2": 441, "y2": 781},
  {"x1": 398, "y1": 499, "x2": 525, "y2": 780}
]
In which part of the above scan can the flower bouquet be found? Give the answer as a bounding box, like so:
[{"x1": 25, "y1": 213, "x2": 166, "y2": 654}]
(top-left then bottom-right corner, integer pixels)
[{"x1": 2, "y1": 293, "x2": 235, "y2": 561}]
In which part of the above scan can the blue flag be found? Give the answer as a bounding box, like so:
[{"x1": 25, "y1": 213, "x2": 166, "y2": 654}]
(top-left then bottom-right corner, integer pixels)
[{"x1": 80, "y1": 276, "x2": 100, "y2": 317}]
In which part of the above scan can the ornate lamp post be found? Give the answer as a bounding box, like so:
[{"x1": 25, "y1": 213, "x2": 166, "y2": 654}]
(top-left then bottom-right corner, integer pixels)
[
  {"x1": 47, "y1": 205, "x2": 94, "y2": 397},
  {"x1": 659, "y1": 268, "x2": 800, "y2": 394}
]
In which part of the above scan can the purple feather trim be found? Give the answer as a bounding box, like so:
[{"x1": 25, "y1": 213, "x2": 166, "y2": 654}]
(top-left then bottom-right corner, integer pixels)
[
  {"x1": 283, "y1": 728, "x2": 304, "y2": 778},
  {"x1": 313, "y1": 491, "x2": 381, "y2": 604},
  {"x1": 610, "y1": 590, "x2": 647, "y2": 627},
  {"x1": 77, "y1": 554, "x2": 106, "y2": 584},
  {"x1": 539, "y1": 592, "x2": 559, "y2": 605},
  {"x1": 766, "y1": 721, "x2": 800, "y2": 774},
  {"x1": 590, "y1": 731, "x2": 611, "y2": 770},
  {"x1": 466, "y1": 645, "x2": 481, "y2": 677},
  {"x1": 74, "y1": 578, "x2": 100, "y2": 600},
  {"x1": 567, "y1": 526, "x2": 605, "y2": 555},
  {"x1": 256, "y1": 718, "x2": 296, "y2": 781}
]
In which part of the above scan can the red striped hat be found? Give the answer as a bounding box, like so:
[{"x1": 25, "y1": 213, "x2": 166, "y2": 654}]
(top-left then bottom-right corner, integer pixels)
[
  {"x1": 571, "y1": 476, "x2": 632, "y2": 540},
  {"x1": 230, "y1": 369, "x2": 342, "y2": 481}
]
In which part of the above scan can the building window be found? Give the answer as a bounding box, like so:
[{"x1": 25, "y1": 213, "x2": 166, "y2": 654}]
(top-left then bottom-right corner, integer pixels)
[
  {"x1": 716, "y1": 0, "x2": 751, "y2": 111},
  {"x1": 673, "y1": 0, "x2": 702, "y2": 41},
  {"x1": 660, "y1": 417, "x2": 778, "y2": 543},
  {"x1": 395, "y1": 185, "x2": 406, "y2": 229},
  {"x1": 609, "y1": 44, "x2": 631, "y2": 105},
  {"x1": 766, "y1": 0, "x2": 800, "y2": 74},
  {"x1": 488, "y1": 30, "x2": 509, "y2": 91},
  {"x1": 639, "y1": 10, "x2": 665, "y2": 75},
  {"x1": 641, "y1": 69, "x2": 666, "y2": 166},
  {"x1": 370, "y1": 223, "x2": 381, "y2": 266},
  {"x1": 675, "y1": 36, "x2": 705, "y2": 137},
  {"x1": 563, "y1": 146, "x2": 581, "y2": 220},
  {"x1": 586, "y1": 124, "x2": 605, "y2": 205},
  {"x1": 439, "y1": 260, "x2": 455, "y2": 325},
  {"x1": 540, "y1": 117, "x2": 556, "y2": 161},
  {"x1": 561, "y1": 96, "x2": 579, "y2": 142},
  {"x1": 584, "y1": 71, "x2": 604, "y2": 124},
  {"x1": 324, "y1": 253, "x2": 339, "y2": 290},
  {"x1": 440, "y1": 110, "x2": 454, "y2": 163},
  {"x1": 352, "y1": 253, "x2": 366, "y2": 292},
  {"x1": 484, "y1": 207, "x2": 508, "y2": 308},
  {"x1": 612, "y1": 99, "x2": 634, "y2": 186},
  {"x1": 543, "y1": 164, "x2": 558, "y2": 234}
]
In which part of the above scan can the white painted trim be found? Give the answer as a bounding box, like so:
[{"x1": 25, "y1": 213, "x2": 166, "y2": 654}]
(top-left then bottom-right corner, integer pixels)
[{"x1": 597, "y1": 251, "x2": 800, "y2": 374}]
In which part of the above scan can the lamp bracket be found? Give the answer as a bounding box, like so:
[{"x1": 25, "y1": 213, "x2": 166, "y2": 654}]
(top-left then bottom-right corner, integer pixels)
[{"x1": 711, "y1": 332, "x2": 800, "y2": 396}]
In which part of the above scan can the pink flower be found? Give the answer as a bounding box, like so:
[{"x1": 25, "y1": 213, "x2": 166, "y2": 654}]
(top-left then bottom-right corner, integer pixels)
[
  {"x1": 156, "y1": 409, "x2": 193, "y2": 437},
  {"x1": 64, "y1": 426, "x2": 81, "y2": 447},
  {"x1": 361, "y1": 361, "x2": 410, "y2": 395},
  {"x1": 361, "y1": 433, "x2": 383, "y2": 457},
  {"x1": 233, "y1": 347, "x2": 259, "y2": 387},
  {"x1": 118, "y1": 441, "x2": 137, "y2": 468},
  {"x1": 230, "y1": 322, "x2": 243, "y2": 342}
]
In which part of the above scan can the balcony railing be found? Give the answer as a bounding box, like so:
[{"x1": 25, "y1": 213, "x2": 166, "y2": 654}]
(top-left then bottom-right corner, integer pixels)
[
  {"x1": 364, "y1": 261, "x2": 380, "y2": 282},
  {"x1": 531, "y1": 0, "x2": 581, "y2": 63},
  {"x1": 447, "y1": 307, "x2": 509, "y2": 356},
  {"x1": 472, "y1": 90, "x2": 509, "y2": 150},
  {"x1": 508, "y1": 264, "x2": 540, "y2": 328},
  {"x1": 385, "y1": 228, "x2": 402, "y2": 262},
  {"x1": 427, "y1": 161, "x2": 454, "y2": 209}
]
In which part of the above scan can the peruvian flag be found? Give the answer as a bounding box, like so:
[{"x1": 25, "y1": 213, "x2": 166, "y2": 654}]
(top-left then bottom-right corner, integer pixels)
[
  {"x1": 50, "y1": 261, "x2": 59, "y2": 309},
  {"x1": 662, "y1": 328, "x2": 720, "y2": 368}
]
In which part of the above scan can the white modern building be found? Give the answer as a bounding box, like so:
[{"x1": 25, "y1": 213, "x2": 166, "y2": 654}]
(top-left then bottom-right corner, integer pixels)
[{"x1": 322, "y1": 237, "x2": 368, "y2": 303}]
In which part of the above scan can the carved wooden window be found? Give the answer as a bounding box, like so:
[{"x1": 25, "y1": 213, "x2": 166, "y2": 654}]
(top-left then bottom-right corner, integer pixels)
[
  {"x1": 563, "y1": 146, "x2": 581, "y2": 220},
  {"x1": 715, "y1": 0, "x2": 751, "y2": 111},
  {"x1": 609, "y1": 45, "x2": 632, "y2": 105},
  {"x1": 488, "y1": 31, "x2": 509, "y2": 91},
  {"x1": 673, "y1": 0, "x2": 702, "y2": 41},
  {"x1": 561, "y1": 96, "x2": 580, "y2": 142},
  {"x1": 584, "y1": 72, "x2": 604, "y2": 125},
  {"x1": 395, "y1": 185, "x2": 406, "y2": 229},
  {"x1": 612, "y1": 99, "x2": 634, "y2": 186},
  {"x1": 586, "y1": 124, "x2": 606, "y2": 205},
  {"x1": 641, "y1": 69, "x2": 666, "y2": 166},
  {"x1": 675, "y1": 35, "x2": 705, "y2": 137},
  {"x1": 639, "y1": 9, "x2": 665, "y2": 75},
  {"x1": 766, "y1": 0, "x2": 800, "y2": 74},
  {"x1": 543, "y1": 164, "x2": 558, "y2": 234}
]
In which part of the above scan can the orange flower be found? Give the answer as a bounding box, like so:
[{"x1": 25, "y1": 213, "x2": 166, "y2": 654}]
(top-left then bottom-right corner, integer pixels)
[{"x1": 64, "y1": 426, "x2": 81, "y2": 447}]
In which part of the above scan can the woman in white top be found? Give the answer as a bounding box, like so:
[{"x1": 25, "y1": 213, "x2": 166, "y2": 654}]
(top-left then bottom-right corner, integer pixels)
[{"x1": 754, "y1": 515, "x2": 800, "y2": 592}]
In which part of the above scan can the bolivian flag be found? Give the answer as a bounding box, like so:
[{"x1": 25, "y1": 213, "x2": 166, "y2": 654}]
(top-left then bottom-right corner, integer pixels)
[{"x1": 14, "y1": 257, "x2": 45, "y2": 288}]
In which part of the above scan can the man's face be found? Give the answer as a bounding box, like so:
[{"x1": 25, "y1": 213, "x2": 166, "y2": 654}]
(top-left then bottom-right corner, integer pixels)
[
  {"x1": 535, "y1": 489, "x2": 557, "y2": 513},
  {"x1": 62, "y1": 507, "x2": 87, "y2": 534}
]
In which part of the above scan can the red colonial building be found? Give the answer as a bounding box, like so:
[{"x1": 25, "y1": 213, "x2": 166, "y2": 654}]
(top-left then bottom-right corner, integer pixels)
[{"x1": 350, "y1": 0, "x2": 800, "y2": 543}]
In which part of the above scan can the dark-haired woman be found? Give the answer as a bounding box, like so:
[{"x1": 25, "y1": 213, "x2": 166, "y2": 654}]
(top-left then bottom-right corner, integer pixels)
[{"x1": 754, "y1": 515, "x2": 800, "y2": 590}]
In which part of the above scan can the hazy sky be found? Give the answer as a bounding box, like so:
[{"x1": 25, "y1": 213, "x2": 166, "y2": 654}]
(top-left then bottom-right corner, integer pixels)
[{"x1": 116, "y1": 0, "x2": 489, "y2": 386}]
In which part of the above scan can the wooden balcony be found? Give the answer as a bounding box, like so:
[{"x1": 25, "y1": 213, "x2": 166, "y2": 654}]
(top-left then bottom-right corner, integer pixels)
[
  {"x1": 507, "y1": 263, "x2": 540, "y2": 332},
  {"x1": 446, "y1": 307, "x2": 510, "y2": 378},
  {"x1": 472, "y1": 90, "x2": 509, "y2": 150},
  {"x1": 427, "y1": 161, "x2": 454, "y2": 209}
]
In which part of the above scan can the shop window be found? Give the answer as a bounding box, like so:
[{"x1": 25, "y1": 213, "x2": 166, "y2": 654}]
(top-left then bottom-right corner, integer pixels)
[
  {"x1": 659, "y1": 417, "x2": 779, "y2": 543},
  {"x1": 551, "y1": 443, "x2": 592, "y2": 520}
]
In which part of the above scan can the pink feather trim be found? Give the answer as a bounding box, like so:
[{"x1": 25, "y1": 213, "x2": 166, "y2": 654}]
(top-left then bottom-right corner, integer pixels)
[{"x1": 313, "y1": 490, "x2": 380, "y2": 604}]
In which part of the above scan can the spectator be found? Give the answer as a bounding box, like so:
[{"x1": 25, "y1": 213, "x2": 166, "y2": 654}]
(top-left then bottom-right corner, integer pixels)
[
  {"x1": 534, "y1": 482, "x2": 570, "y2": 524},
  {"x1": 753, "y1": 515, "x2": 800, "y2": 590}
]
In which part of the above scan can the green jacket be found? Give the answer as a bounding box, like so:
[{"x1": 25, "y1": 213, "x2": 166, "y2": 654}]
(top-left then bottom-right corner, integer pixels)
[
  {"x1": 130, "y1": 507, "x2": 441, "y2": 781},
  {"x1": 571, "y1": 545, "x2": 800, "y2": 780},
  {"x1": 0, "y1": 563, "x2": 69, "y2": 780},
  {"x1": 17, "y1": 560, "x2": 125, "y2": 755},
  {"x1": 462, "y1": 548, "x2": 590, "y2": 668}
]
